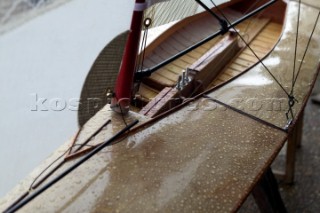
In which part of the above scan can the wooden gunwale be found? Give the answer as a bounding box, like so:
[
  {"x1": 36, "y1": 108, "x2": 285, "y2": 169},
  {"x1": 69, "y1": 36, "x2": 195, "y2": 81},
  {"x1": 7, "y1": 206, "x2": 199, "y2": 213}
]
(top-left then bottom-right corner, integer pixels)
[
  {"x1": 3, "y1": 2, "x2": 320, "y2": 213},
  {"x1": 75, "y1": 17, "x2": 287, "y2": 156},
  {"x1": 64, "y1": 0, "x2": 319, "y2": 162},
  {"x1": 84, "y1": 3, "x2": 290, "y2": 173}
]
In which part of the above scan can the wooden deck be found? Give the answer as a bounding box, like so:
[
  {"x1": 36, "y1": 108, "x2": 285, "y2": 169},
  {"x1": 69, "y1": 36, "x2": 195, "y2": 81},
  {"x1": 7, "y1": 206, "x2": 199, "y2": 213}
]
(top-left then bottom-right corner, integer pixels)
[
  {"x1": 3, "y1": 1, "x2": 320, "y2": 212},
  {"x1": 210, "y1": 22, "x2": 282, "y2": 87},
  {"x1": 136, "y1": 11, "x2": 283, "y2": 108}
]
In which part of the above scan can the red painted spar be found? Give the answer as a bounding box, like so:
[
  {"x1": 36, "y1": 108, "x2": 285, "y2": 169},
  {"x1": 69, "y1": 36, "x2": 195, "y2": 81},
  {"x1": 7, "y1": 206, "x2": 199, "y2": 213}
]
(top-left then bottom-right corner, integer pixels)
[{"x1": 111, "y1": 0, "x2": 146, "y2": 113}]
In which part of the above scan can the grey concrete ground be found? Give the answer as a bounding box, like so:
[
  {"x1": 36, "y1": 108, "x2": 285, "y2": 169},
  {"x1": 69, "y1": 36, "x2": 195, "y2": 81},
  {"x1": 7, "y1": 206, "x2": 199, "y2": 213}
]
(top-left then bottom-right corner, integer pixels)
[{"x1": 240, "y1": 75, "x2": 320, "y2": 212}]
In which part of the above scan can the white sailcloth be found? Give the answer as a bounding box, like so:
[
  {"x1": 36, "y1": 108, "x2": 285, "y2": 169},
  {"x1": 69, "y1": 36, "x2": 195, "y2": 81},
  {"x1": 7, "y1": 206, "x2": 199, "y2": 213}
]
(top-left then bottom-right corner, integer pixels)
[
  {"x1": 145, "y1": 0, "x2": 230, "y2": 28},
  {"x1": 145, "y1": 0, "x2": 198, "y2": 27}
]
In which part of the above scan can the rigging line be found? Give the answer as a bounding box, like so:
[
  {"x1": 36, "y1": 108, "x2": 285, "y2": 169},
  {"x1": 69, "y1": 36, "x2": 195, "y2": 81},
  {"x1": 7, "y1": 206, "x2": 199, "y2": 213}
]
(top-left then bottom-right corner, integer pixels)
[
  {"x1": 116, "y1": 91, "x2": 131, "y2": 128},
  {"x1": 74, "y1": 119, "x2": 111, "y2": 153},
  {"x1": 140, "y1": 20, "x2": 151, "y2": 70},
  {"x1": 6, "y1": 118, "x2": 111, "y2": 212},
  {"x1": 30, "y1": 143, "x2": 97, "y2": 190},
  {"x1": 192, "y1": 35, "x2": 237, "y2": 81},
  {"x1": 243, "y1": 0, "x2": 265, "y2": 34},
  {"x1": 291, "y1": 0, "x2": 302, "y2": 93},
  {"x1": 67, "y1": 127, "x2": 82, "y2": 155},
  {"x1": 292, "y1": 11, "x2": 320, "y2": 92},
  {"x1": 5, "y1": 120, "x2": 139, "y2": 213},
  {"x1": 141, "y1": 30, "x2": 148, "y2": 69},
  {"x1": 119, "y1": 104, "x2": 128, "y2": 127},
  {"x1": 195, "y1": 0, "x2": 228, "y2": 32},
  {"x1": 137, "y1": 27, "x2": 148, "y2": 71},
  {"x1": 203, "y1": 94, "x2": 287, "y2": 132},
  {"x1": 135, "y1": 0, "x2": 277, "y2": 80},
  {"x1": 4, "y1": 141, "x2": 103, "y2": 213},
  {"x1": 209, "y1": 0, "x2": 290, "y2": 98}
]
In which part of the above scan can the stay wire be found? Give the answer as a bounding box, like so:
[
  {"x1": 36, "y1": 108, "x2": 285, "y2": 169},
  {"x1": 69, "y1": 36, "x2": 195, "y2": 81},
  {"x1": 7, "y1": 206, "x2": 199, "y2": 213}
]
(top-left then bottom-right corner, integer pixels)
[
  {"x1": 137, "y1": 27, "x2": 148, "y2": 71},
  {"x1": 5, "y1": 143, "x2": 98, "y2": 213},
  {"x1": 209, "y1": 0, "x2": 290, "y2": 98},
  {"x1": 243, "y1": 0, "x2": 264, "y2": 34},
  {"x1": 291, "y1": 0, "x2": 301, "y2": 93},
  {"x1": 29, "y1": 143, "x2": 96, "y2": 190},
  {"x1": 140, "y1": 26, "x2": 149, "y2": 70},
  {"x1": 181, "y1": 0, "x2": 263, "y2": 98},
  {"x1": 5, "y1": 120, "x2": 139, "y2": 213},
  {"x1": 137, "y1": 18, "x2": 151, "y2": 72},
  {"x1": 119, "y1": 103, "x2": 128, "y2": 127},
  {"x1": 292, "y1": 11, "x2": 320, "y2": 92}
]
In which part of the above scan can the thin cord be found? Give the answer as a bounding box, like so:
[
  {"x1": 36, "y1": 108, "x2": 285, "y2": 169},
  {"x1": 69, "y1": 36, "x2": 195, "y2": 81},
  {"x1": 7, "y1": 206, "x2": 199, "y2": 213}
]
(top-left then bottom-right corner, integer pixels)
[
  {"x1": 291, "y1": 0, "x2": 301, "y2": 93},
  {"x1": 137, "y1": 19, "x2": 151, "y2": 72},
  {"x1": 6, "y1": 120, "x2": 139, "y2": 213},
  {"x1": 137, "y1": 28, "x2": 148, "y2": 71},
  {"x1": 209, "y1": 0, "x2": 290, "y2": 98},
  {"x1": 140, "y1": 27, "x2": 149, "y2": 70},
  {"x1": 292, "y1": 11, "x2": 320, "y2": 91},
  {"x1": 119, "y1": 103, "x2": 128, "y2": 127},
  {"x1": 29, "y1": 144, "x2": 96, "y2": 190},
  {"x1": 243, "y1": 0, "x2": 264, "y2": 33}
]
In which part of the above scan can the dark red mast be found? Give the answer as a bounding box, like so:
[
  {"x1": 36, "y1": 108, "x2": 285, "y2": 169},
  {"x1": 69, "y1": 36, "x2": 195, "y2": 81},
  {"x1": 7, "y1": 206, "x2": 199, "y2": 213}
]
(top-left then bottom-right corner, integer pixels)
[{"x1": 111, "y1": 0, "x2": 146, "y2": 113}]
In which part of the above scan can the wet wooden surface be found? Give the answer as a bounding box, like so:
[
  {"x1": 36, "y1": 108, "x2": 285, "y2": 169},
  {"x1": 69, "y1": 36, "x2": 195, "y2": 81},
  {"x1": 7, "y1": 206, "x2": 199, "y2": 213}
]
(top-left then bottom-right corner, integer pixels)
[
  {"x1": 0, "y1": 102, "x2": 287, "y2": 213},
  {"x1": 240, "y1": 74, "x2": 320, "y2": 212},
  {"x1": 1, "y1": 1, "x2": 320, "y2": 212},
  {"x1": 207, "y1": 1, "x2": 320, "y2": 129},
  {"x1": 137, "y1": 1, "x2": 286, "y2": 107}
]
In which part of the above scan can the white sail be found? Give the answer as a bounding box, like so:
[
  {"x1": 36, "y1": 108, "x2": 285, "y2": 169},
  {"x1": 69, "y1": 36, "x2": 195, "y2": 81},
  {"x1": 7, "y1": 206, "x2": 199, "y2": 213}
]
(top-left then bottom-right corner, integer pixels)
[
  {"x1": 144, "y1": 0, "x2": 198, "y2": 27},
  {"x1": 145, "y1": 0, "x2": 230, "y2": 28}
]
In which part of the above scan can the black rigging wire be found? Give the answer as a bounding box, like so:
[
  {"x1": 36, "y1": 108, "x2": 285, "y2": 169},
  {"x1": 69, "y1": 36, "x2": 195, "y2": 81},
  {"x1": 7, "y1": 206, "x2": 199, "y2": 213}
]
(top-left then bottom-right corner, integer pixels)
[
  {"x1": 5, "y1": 120, "x2": 139, "y2": 213},
  {"x1": 243, "y1": 0, "x2": 264, "y2": 34},
  {"x1": 286, "y1": 4, "x2": 320, "y2": 123},
  {"x1": 29, "y1": 143, "x2": 96, "y2": 190},
  {"x1": 135, "y1": 0, "x2": 277, "y2": 80},
  {"x1": 209, "y1": 0, "x2": 291, "y2": 98},
  {"x1": 119, "y1": 103, "x2": 128, "y2": 127},
  {"x1": 136, "y1": 18, "x2": 151, "y2": 73},
  {"x1": 195, "y1": 0, "x2": 228, "y2": 33},
  {"x1": 291, "y1": 0, "x2": 302, "y2": 93},
  {"x1": 292, "y1": 11, "x2": 320, "y2": 92}
]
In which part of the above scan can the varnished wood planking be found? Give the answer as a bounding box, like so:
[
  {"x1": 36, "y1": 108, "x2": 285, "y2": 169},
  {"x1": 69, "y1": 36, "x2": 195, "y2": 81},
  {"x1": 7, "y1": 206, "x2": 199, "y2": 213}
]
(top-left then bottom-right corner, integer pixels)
[
  {"x1": 239, "y1": 52, "x2": 259, "y2": 63},
  {"x1": 137, "y1": 83, "x2": 160, "y2": 101},
  {"x1": 140, "y1": 9, "x2": 282, "y2": 106},
  {"x1": 149, "y1": 72, "x2": 176, "y2": 87},
  {"x1": 210, "y1": 21, "x2": 282, "y2": 87},
  {"x1": 233, "y1": 58, "x2": 255, "y2": 67},
  {"x1": 142, "y1": 9, "x2": 244, "y2": 86},
  {"x1": 224, "y1": 68, "x2": 242, "y2": 76}
]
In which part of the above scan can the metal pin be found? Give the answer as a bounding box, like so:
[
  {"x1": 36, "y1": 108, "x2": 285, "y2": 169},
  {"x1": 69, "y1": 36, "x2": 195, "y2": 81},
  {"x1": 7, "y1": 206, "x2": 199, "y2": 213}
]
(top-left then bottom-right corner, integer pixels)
[
  {"x1": 182, "y1": 70, "x2": 186, "y2": 86},
  {"x1": 177, "y1": 75, "x2": 182, "y2": 90}
]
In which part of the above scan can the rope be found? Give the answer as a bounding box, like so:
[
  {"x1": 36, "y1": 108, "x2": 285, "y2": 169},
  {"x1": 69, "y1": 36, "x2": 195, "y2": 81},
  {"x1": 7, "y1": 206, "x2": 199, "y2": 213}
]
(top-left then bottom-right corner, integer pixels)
[
  {"x1": 5, "y1": 120, "x2": 139, "y2": 213},
  {"x1": 288, "y1": 4, "x2": 320, "y2": 123},
  {"x1": 119, "y1": 103, "x2": 128, "y2": 127},
  {"x1": 136, "y1": 18, "x2": 151, "y2": 72},
  {"x1": 243, "y1": 0, "x2": 264, "y2": 34},
  {"x1": 291, "y1": 0, "x2": 302, "y2": 92},
  {"x1": 203, "y1": 94, "x2": 287, "y2": 132},
  {"x1": 29, "y1": 143, "x2": 97, "y2": 190},
  {"x1": 292, "y1": 11, "x2": 320, "y2": 91},
  {"x1": 209, "y1": 0, "x2": 290, "y2": 98}
]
